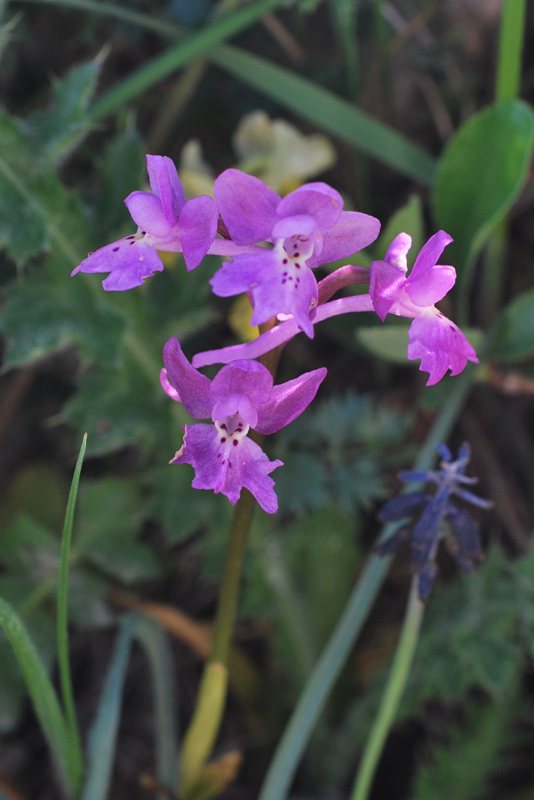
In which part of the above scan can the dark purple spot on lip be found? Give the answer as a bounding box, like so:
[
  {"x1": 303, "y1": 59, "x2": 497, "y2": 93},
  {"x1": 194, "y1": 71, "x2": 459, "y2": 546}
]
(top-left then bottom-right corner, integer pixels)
[
  {"x1": 141, "y1": 231, "x2": 146, "y2": 235},
  {"x1": 282, "y1": 279, "x2": 287, "y2": 284},
  {"x1": 220, "y1": 423, "x2": 227, "y2": 430},
  {"x1": 282, "y1": 272, "x2": 288, "y2": 277},
  {"x1": 283, "y1": 259, "x2": 288, "y2": 264},
  {"x1": 295, "y1": 263, "x2": 301, "y2": 269},
  {"x1": 112, "y1": 247, "x2": 119, "y2": 252},
  {"x1": 294, "y1": 252, "x2": 300, "y2": 258},
  {"x1": 233, "y1": 439, "x2": 239, "y2": 447},
  {"x1": 129, "y1": 241, "x2": 135, "y2": 245},
  {"x1": 126, "y1": 235, "x2": 135, "y2": 240},
  {"x1": 220, "y1": 437, "x2": 226, "y2": 443}
]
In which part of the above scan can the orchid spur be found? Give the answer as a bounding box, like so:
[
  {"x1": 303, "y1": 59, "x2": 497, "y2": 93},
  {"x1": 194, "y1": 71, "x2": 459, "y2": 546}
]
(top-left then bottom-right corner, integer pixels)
[
  {"x1": 162, "y1": 338, "x2": 327, "y2": 513},
  {"x1": 195, "y1": 230, "x2": 478, "y2": 388}
]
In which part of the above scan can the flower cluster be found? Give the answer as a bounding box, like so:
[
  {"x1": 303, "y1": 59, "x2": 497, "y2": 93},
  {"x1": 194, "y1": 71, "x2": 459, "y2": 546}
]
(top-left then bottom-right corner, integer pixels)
[
  {"x1": 377, "y1": 443, "x2": 492, "y2": 599},
  {"x1": 73, "y1": 154, "x2": 479, "y2": 512}
]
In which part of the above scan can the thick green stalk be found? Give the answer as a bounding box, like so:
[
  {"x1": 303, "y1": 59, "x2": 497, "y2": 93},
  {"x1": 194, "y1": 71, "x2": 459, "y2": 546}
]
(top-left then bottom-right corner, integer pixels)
[
  {"x1": 180, "y1": 488, "x2": 255, "y2": 796},
  {"x1": 495, "y1": 0, "x2": 526, "y2": 102},
  {"x1": 180, "y1": 320, "x2": 279, "y2": 798},
  {"x1": 351, "y1": 580, "x2": 425, "y2": 800}
]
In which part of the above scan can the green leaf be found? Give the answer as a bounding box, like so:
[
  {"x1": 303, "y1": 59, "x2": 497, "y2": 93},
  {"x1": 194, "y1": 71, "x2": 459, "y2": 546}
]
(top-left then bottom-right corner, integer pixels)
[
  {"x1": 433, "y1": 99, "x2": 534, "y2": 295},
  {"x1": 0, "y1": 597, "x2": 74, "y2": 790},
  {"x1": 135, "y1": 618, "x2": 179, "y2": 795},
  {"x1": 56, "y1": 435, "x2": 86, "y2": 790},
  {"x1": 64, "y1": 347, "x2": 174, "y2": 455},
  {"x1": 25, "y1": 58, "x2": 102, "y2": 166},
  {"x1": 490, "y1": 288, "x2": 534, "y2": 362},
  {"x1": 356, "y1": 322, "x2": 411, "y2": 364},
  {"x1": 76, "y1": 477, "x2": 159, "y2": 583},
  {"x1": 1, "y1": 275, "x2": 125, "y2": 367},
  {"x1": 93, "y1": 129, "x2": 146, "y2": 238},
  {"x1": 89, "y1": 0, "x2": 293, "y2": 121},
  {"x1": 209, "y1": 45, "x2": 437, "y2": 185},
  {"x1": 82, "y1": 614, "x2": 138, "y2": 800}
]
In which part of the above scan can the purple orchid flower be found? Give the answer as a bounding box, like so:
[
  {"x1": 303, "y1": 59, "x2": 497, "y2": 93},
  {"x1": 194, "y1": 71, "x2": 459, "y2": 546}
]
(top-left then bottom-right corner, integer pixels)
[
  {"x1": 209, "y1": 169, "x2": 380, "y2": 337},
  {"x1": 73, "y1": 155, "x2": 229, "y2": 290},
  {"x1": 162, "y1": 337, "x2": 327, "y2": 513},
  {"x1": 370, "y1": 231, "x2": 478, "y2": 385}
]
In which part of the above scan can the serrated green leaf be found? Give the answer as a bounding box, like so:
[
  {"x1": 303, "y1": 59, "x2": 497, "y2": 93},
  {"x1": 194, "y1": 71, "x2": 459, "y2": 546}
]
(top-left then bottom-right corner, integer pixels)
[
  {"x1": 433, "y1": 99, "x2": 534, "y2": 296},
  {"x1": 0, "y1": 108, "x2": 90, "y2": 265},
  {"x1": 491, "y1": 288, "x2": 534, "y2": 362},
  {"x1": 145, "y1": 463, "x2": 231, "y2": 542},
  {"x1": 25, "y1": 58, "x2": 101, "y2": 166},
  {"x1": 75, "y1": 477, "x2": 159, "y2": 583},
  {"x1": 64, "y1": 347, "x2": 174, "y2": 456},
  {"x1": 93, "y1": 128, "x2": 146, "y2": 238},
  {"x1": 1, "y1": 274, "x2": 125, "y2": 366}
]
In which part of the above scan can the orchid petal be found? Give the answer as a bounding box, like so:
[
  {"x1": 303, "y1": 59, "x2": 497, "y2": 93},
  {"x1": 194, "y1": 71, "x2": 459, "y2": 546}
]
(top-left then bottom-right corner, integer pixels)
[
  {"x1": 146, "y1": 154, "x2": 185, "y2": 221},
  {"x1": 406, "y1": 264, "x2": 456, "y2": 307},
  {"x1": 409, "y1": 230, "x2": 453, "y2": 282},
  {"x1": 211, "y1": 393, "x2": 258, "y2": 428},
  {"x1": 276, "y1": 182, "x2": 343, "y2": 229},
  {"x1": 214, "y1": 168, "x2": 280, "y2": 244},
  {"x1": 384, "y1": 233, "x2": 411, "y2": 271},
  {"x1": 172, "y1": 424, "x2": 282, "y2": 512},
  {"x1": 162, "y1": 338, "x2": 213, "y2": 419},
  {"x1": 255, "y1": 367, "x2": 327, "y2": 434},
  {"x1": 160, "y1": 368, "x2": 181, "y2": 402},
  {"x1": 306, "y1": 211, "x2": 381, "y2": 268},
  {"x1": 125, "y1": 191, "x2": 173, "y2": 238},
  {"x1": 72, "y1": 237, "x2": 164, "y2": 290},
  {"x1": 271, "y1": 214, "x2": 317, "y2": 240},
  {"x1": 175, "y1": 195, "x2": 218, "y2": 271},
  {"x1": 369, "y1": 259, "x2": 406, "y2": 321},
  {"x1": 211, "y1": 360, "x2": 273, "y2": 406},
  {"x1": 407, "y1": 312, "x2": 478, "y2": 385}
]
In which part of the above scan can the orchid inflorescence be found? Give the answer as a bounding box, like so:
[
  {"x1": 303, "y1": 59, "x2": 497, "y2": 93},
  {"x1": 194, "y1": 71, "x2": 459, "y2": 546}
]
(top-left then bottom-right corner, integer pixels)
[{"x1": 73, "y1": 154, "x2": 478, "y2": 513}]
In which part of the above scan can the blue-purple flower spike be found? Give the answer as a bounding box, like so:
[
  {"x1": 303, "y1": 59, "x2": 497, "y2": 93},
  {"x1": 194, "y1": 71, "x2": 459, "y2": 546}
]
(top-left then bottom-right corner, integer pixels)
[{"x1": 377, "y1": 442, "x2": 492, "y2": 600}]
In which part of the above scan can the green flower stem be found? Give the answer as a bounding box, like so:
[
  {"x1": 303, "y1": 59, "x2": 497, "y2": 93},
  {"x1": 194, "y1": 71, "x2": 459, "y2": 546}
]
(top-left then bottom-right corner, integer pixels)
[
  {"x1": 180, "y1": 319, "x2": 279, "y2": 798},
  {"x1": 180, "y1": 490, "x2": 256, "y2": 797},
  {"x1": 495, "y1": 0, "x2": 526, "y2": 102},
  {"x1": 350, "y1": 580, "x2": 425, "y2": 800}
]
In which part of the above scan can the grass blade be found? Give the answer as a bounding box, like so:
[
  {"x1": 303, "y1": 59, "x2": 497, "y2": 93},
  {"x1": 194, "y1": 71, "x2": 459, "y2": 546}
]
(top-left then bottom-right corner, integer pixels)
[
  {"x1": 81, "y1": 614, "x2": 138, "y2": 800},
  {"x1": 56, "y1": 433, "x2": 87, "y2": 794},
  {"x1": 89, "y1": 0, "x2": 289, "y2": 121},
  {"x1": 135, "y1": 617, "x2": 179, "y2": 797},
  {"x1": 208, "y1": 45, "x2": 437, "y2": 185},
  {"x1": 0, "y1": 598, "x2": 73, "y2": 791}
]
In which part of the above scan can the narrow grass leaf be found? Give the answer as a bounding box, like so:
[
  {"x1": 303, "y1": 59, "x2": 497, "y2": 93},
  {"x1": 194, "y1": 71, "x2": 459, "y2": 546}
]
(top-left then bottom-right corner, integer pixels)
[
  {"x1": 89, "y1": 0, "x2": 290, "y2": 121},
  {"x1": 56, "y1": 434, "x2": 87, "y2": 793},
  {"x1": 208, "y1": 45, "x2": 437, "y2": 185},
  {"x1": 135, "y1": 617, "x2": 179, "y2": 797},
  {"x1": 81, "y1": 614, "x2": 138, "y2": 800},
  {"x1": 0, "y1": 598, "x2": 73, "y2": 791}
]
